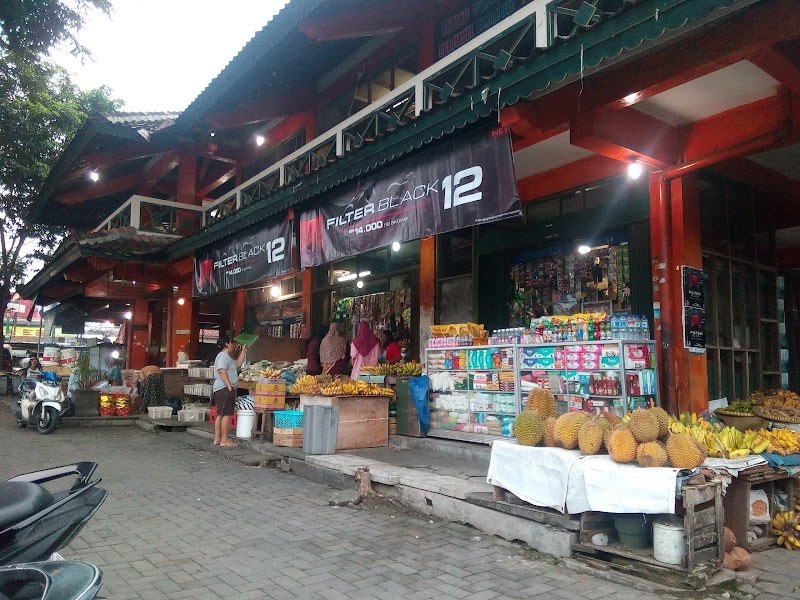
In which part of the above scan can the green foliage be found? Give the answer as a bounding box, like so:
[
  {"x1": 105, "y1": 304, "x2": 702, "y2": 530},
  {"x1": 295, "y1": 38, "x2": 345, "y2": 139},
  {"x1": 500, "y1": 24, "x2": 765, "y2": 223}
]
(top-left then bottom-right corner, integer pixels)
[
  {"x1": 0, "y1": 0, "x2": 111, "y2": 58},
  {"x1": 75, "y1": 350, "x2": 98, "y2": 389}
]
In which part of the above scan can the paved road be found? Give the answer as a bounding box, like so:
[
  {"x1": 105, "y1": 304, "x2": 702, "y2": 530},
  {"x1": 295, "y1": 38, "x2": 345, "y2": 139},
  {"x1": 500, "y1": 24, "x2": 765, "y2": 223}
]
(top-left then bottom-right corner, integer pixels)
[{"x1": 0, "y1": 403, "x2": 761, "y2": 600}]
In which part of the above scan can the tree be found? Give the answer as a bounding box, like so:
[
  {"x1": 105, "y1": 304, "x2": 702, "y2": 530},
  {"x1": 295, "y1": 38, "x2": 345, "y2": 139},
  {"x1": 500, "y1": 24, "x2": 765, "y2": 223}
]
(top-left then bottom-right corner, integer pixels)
[
  {"x1": 0, "y1": 0, "x2": 111, "y2": 57},
  {"x1": 0, "y1": 0, "x2": 117, "y2": 348}
]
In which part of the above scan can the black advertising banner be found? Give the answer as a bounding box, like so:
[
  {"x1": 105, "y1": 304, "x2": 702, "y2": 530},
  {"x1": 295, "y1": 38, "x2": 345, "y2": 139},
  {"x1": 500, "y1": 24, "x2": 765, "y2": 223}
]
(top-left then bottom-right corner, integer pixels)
[
  {"x1": 192, "y1": 218, "x2": 293, "y2": 297},
  {"x1": 299, "y1": 125, "x2": 521, "y2": 268},
  {"x1": 682, "y1": 266, "x2": 706, "y2": 350}
]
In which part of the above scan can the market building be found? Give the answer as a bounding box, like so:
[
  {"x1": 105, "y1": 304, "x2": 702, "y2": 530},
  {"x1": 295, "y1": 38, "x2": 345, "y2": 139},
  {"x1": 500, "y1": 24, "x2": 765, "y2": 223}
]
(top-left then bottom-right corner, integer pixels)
[{"x1": 21, "y1": 0, "x2": 800, "y2": 426}]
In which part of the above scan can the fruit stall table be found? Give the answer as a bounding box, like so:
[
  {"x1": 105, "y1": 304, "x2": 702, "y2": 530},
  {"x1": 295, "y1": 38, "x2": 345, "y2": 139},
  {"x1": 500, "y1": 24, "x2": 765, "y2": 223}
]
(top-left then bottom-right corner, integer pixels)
[
  {"x1": 299, "y1": 394, "x2": 392, "y2": 450},
  {"x1": 487, "y1": 440, "x2": 724, "y2": 575}
]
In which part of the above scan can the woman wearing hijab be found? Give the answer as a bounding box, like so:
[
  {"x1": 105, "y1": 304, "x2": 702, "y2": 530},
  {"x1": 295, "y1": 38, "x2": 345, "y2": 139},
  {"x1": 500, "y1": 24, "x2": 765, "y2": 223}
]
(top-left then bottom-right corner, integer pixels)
[
  {"x1": 320, "y1": 322, "x2": 347, "y2": 376},
  {"x1": 305, "y1": 326, "x2": 326, "y2": 376},
  {"x1": 350, "y1": 320, "x2": 381, "y2": 377}
]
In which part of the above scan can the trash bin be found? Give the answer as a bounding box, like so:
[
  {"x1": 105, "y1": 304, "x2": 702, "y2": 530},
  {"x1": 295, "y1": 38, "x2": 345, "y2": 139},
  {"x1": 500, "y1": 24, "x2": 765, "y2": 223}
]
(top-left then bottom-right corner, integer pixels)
[
  {"x1": 235, "y1": 409, "x2": 255, "y2": 439},
  {"x1": 303, "y1": 405, "x2": 339, "y2": 455}
]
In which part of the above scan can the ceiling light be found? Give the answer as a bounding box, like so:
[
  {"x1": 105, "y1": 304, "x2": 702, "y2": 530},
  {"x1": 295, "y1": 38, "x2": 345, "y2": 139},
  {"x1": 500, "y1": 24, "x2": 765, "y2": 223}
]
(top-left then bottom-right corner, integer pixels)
[
  {"x1": 358, "y1": 271, "x2": 371, "y2": 278},
  {"x1": 337, "y1": 273, "x2": 358, "y2": 282},
  {"x1": 255, "y1": 135, "x2": 265, "y2": 146},
  {"x1": 124, "y1": 311, "x2": 132, "y2": 320},
  {"x1": 270, "y1": 285, "x2": 281, "y2": 298},
  {"x1": 177, "y1": 297, "x2": 186, "y2": 306},
  {"x1": 356, "y1": 280, "x2": 364, "y2": 289},
  {"x1": 209, "y1": 131, "x2": 216, "y2": 137},
  {"x1": 111, "y1": 350, "x2": 120, "y2": 359},
  {"x1": 89, "y1": 171, "x2": 100, "y2": 182},
  {"x1": 578, "y1": 245, "x2": 591, "y2": 255},
  {"x1": 391, "y1": 242, "x2": 401, "y2": 252},
  {"x1": 627, "y1": 158, "x2": 642, "y2": 180}
]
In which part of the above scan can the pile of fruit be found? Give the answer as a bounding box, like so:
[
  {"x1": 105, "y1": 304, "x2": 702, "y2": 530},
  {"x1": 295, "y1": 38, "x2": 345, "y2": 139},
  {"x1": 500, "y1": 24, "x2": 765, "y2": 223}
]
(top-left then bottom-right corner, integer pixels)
[
  {"x1": 717, "y1": 399, "x2": 758, "y2": 415},
  {"x1": 360, "y1": 361, "x2": 423, "y2": 377},
  {"x1": 240, "y1": 361, "x2": 283, "y2": 382},
  {"x1": 757, "y1": 427, "x2": 800, "y2": 455},
  {"x1": 772, "y1": 506, "x2": 800, "y2": 550},
  {"x1": 289, "y1": 374, "x2": 332, "y2": 395},
  {"x1": 669, "y1": 413, "x2": 769, "y2": 458},
  {"x1": 319, "y1": 378, "x2": 395, "y2": 397},
  {"x1": 750, "y1": 389, "x2": 800, "y2": 423}
]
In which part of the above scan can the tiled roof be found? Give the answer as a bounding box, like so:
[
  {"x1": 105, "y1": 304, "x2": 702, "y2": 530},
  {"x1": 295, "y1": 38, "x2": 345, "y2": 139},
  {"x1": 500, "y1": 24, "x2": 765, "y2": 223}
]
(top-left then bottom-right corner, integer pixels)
[
  {"x1": 77, "y1": 227, "x2": 176, "y2": 256},
  {"x1": 102, "y1": 112, "x2": 181, "y2": 132}
]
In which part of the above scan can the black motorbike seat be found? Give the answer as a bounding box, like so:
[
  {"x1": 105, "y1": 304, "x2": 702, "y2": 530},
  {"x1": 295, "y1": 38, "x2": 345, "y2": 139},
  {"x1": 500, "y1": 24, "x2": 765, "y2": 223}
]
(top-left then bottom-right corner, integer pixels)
[{"x1": 0, "y1": 482, "x2": 53, "y2": 530}]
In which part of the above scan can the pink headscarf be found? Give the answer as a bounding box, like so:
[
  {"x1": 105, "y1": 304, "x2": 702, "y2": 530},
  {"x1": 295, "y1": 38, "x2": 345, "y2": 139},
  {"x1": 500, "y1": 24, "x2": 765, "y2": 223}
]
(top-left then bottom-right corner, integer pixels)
[{"x1": 352, "y1": 320, "x2": 379, "y2": 356}]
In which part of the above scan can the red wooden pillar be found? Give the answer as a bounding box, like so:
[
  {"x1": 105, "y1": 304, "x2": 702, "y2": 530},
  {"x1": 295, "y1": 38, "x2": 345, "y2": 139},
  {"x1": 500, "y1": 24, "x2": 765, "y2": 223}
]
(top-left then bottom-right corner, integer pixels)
[
  {"x1": 129, "y1": 298, "x2": 149, "y2": 369},
  {"x1": 419, "y1": 236, "x2": 436, "y2": 355},
  {"x1": 177, "y1": 153, "x2": 198, "y2": 205},
  {"x1": 170, "y1": 293, "x2": 199, "y2": 365},
  {"x1": 230, "y1": 289, "x2": 246, "y2": 336},
  {"x1": 649, "y1": 174, "x2": 672, "y2": 413},
  {"x1": 302, "y1": 269, "x2": 313, "y2": 328}
]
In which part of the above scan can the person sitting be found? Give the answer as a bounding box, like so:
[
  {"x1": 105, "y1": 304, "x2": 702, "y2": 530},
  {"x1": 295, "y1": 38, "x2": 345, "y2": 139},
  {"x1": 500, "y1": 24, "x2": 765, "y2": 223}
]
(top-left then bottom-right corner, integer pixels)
[
  {"x1": 379, "y1": 330, "x2": 402, "y2": 365},
  {"x1": 22, "y1": 357, "x2": 44, "y2": 379},
  {"x1": 107, "y1": 360, "x2": 123, "y2": 386}
]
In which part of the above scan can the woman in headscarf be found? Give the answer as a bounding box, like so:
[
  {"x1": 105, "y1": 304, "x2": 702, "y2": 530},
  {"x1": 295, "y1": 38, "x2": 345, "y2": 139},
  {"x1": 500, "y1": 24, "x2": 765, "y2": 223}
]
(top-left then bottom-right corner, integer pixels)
[
  {"x1": 320, "y1": 322, "x2": 347, "y2": 376},
  {"x1": 305, "y1": 325, "x2": 326, "y2": 376},
  {"x1": 350, "y1": 320, "x2": 380, "y2": 377}
]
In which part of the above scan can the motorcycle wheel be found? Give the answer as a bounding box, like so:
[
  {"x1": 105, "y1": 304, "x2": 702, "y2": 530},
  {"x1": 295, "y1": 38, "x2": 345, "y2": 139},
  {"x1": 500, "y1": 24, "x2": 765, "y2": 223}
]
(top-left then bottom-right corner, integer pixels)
[{"x1": 35, "y1": 406, "x2": 60, "y2": 435}]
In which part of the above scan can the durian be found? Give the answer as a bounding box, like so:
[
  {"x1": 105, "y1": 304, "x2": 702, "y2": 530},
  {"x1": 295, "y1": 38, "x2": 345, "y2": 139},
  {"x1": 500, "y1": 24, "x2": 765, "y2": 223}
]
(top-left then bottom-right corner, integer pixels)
[
  {"x1": 553, "y1": 412, "x2": 588, "y2": 449},
  {"x1": 543, "y1": 416, "x2": 557, "y2": 447},
  {"x1": 578, "y1": 418, "x2": 604, "y2": 455},
  {"x1": 648, "y1": 406, "x2": 671, "y2": 440},
  {"x1": 514, "y1": 410, "x2": 543, "y2": 446},
  {"x1": 629, "y1": 408, "x2": 660, "y2": 443},
  {"x1": 527, "y1": 388, "x2": 557, "y2": 420},
  {"x1": 637, "y1": 441, "x2": 668, "y2": 467},
  {"x1": 607, "y1": 429, "x2": 638, "y2": 463},
  {"x1": 666, "y1": 432, "x2": 708, "y2": 469}
]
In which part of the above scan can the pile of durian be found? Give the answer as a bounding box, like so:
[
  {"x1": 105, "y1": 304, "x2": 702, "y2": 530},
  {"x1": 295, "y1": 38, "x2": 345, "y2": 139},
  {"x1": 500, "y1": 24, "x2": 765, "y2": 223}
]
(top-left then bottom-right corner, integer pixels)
[{"x1": 514, "y1": 389, "x2": 706, "y2": 469}]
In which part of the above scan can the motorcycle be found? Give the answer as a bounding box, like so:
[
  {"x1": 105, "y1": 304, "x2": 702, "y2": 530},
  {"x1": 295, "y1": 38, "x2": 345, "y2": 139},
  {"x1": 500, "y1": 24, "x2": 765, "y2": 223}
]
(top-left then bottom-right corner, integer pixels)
[
  {"x1": 14, "y1": 373, "x2": 72, "y2": 435},
  {"x1": 0, "y1": 560, "x2": 102, "y2": 600},
  {"x1": 0, "y1": 462, "x2": 107, "y2": 567}
]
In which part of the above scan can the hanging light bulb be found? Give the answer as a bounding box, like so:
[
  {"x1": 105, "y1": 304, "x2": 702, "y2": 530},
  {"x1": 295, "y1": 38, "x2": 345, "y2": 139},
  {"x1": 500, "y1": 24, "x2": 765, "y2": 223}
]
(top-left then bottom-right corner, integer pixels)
[
  {"x1": 270, "y1": 285, "x2": 281, "y2": 298},
  {"x1": 627, "y1": 158, "x2": 643, "y2": 180},
  {"x1": 577, "y1": 245, "x2": 591, "y2": 255},
  {"x1": 392, "y1": 241, "x2": 401, "y2": 252},
  {"x1": 88, "y1": 170, "x2": 100, "y2": 182},
  {"x1": 177, "y1": 297, "x2": 186, "y2": 306},
  {"x1": 255, "y1": 135, "x2": 265, "y2": 146},
  {"x1": 356, "y1": 280, "x2": 364, "y2": 289},
  {"x1": 111, "y1": 350, "x2": 120, "y2": 359},
  {"x1": 124, "y1": 311, "x2": 132, "y2": 320}
]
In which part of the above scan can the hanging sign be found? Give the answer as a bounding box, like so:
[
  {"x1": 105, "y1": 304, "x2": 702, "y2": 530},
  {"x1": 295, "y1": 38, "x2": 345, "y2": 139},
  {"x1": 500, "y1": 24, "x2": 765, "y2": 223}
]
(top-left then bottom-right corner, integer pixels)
[
  {"x1": 681, "y1": 266, "x2": 706, "y2": 351},
  {"x1": 299, "y1": 125, "x2": 521, "y2": 268},
  {"x1": 192, "y1": 218, "x2": 293, "y2": 297}
]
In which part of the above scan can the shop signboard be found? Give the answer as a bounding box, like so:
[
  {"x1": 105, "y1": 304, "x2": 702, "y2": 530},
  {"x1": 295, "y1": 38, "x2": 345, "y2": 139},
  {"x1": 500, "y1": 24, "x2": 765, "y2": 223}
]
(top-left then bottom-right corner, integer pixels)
[
  {"x1": 681, "y1": 266, "x2": 706, "y2": 351},
  {"x1": 299, "y1": 125, "x2": 521, "y2": 268},
  {"x1": 192, "y1": 218, "x2": 293, "y2": 297}
]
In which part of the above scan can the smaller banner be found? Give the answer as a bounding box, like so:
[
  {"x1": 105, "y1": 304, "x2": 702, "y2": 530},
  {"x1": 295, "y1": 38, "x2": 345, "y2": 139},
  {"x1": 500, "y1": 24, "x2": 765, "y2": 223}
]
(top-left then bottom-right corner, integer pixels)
[
  {"x1": 681, "y1": 266, "x2": 706, "y2": 350},
  {"x1": 193, "y1": 218, "x2": 293, "y2": 297}
]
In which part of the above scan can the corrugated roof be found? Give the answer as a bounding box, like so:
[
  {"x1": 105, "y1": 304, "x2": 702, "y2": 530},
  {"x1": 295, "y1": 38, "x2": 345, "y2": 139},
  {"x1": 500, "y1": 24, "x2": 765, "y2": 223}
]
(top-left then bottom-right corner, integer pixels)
[{"x1": 102, "y1": 112, "x2": 181, "y2": 132}]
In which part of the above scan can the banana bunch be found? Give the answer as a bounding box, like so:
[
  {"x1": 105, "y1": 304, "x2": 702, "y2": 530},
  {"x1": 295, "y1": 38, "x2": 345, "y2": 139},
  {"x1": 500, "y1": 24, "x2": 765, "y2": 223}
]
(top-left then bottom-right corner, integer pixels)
[
  {"x1": 711, "y1": 427, "x2": 768, "y2": 458},
  {"x1": 361, "y1": 364, "x2": 395, "y2": 376},
  {"x1": 758, "y1": 427, "x2": 800, "y2": 456},
  {"x1": 319, "y1": 378, "x2": 395, "y2": 397},
  {"x1": 397, "y1": 361, "x2": 423, "y2": 376},
  {"x1": 291, "y1": 375, "x2": 321, "y2": 395},
  {"x1": 260, "y1": 368, "x2": 283, "y2": 379},
  {"x1": 772, "y1": 510, "x2": 800, "y2": 550},
  {"x1": 669, "y1": 412, "x2": 713, "y2": 432}
]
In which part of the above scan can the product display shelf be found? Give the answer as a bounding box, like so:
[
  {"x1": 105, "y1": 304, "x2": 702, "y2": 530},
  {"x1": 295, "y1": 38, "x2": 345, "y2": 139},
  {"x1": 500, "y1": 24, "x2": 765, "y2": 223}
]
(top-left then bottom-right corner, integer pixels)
[
  {"x1": 517, "y1": 340, "x2": 659, "y2": 417},
  {"x1": 425, "y1": 344, "x2": 519, "y2": 444}
]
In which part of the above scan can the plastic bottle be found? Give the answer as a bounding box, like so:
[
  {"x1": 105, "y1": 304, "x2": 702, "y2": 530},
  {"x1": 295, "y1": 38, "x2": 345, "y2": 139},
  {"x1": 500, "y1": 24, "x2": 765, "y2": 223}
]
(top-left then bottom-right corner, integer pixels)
[
  {"x1": 588, "y1": 317, "x2": 595, "y2": 341},
  {"x1": 640, "y1": 315, "x2": 649, "y2": 340}
]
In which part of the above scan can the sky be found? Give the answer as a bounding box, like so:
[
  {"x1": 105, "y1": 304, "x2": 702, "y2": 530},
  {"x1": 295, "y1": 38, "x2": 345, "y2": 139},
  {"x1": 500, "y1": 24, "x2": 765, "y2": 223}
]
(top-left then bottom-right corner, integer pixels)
[{"x1": 52, "y1": 0, "x2": 290, "y2": 112}]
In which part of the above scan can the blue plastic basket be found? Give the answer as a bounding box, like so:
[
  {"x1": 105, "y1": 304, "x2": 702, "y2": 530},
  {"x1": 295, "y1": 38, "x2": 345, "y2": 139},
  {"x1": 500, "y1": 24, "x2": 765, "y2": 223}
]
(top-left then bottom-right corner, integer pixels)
[{"x1": 273, "y1": 410, "x2": 304, "y2": 429}]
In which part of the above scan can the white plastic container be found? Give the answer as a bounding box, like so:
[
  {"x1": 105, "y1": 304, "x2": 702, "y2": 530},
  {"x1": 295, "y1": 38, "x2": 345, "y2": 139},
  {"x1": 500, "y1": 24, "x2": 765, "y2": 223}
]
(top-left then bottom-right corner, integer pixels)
[
  {"x1": 147, "y1": 406, "x2": 173, "y2": 420},
  {"x1": 235, "y1": 409, "x2": 255, "y2": 439},
  {"x1": 60, "y1": 347, "x2": 77, "y2": 367},
  {"x1": 177, "y1": 409, "x2": 206, "y2": 423},
  {"x1": 42, "y1": 346, "x2": 60, "y2": 366},
  {"x1": 653, "y1": 516, "x2": 686, "y2": 565}
]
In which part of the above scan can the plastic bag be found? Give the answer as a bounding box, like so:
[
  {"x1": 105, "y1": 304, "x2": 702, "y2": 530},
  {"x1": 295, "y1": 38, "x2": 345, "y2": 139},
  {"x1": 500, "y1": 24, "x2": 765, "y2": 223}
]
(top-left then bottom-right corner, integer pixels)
[
  {"x1": 409, "y1": 375, "x2": 431, "y2": 434},
  {"x1": 749, "y1": 489, "x2": 770, "y2": 524}
]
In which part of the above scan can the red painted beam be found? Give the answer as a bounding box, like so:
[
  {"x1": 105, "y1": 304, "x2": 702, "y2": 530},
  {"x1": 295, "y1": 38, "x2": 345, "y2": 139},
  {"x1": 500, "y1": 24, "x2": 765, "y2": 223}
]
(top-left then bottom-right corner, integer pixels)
[
  {"x1": 299, "y1": 0, "x2": 421, "y2": 41},
  {"x1": 197, "y1": 166, "x2": 236, "y2": 199},
  {"x1": 55, "y1": 173, "x2": 142, "y2": 205},
  {"x1": 517, "y1": 155, "x2": 626, "y2": 204},
  {"x1": 517, "y1": 0, "x2": 800, "y2": 133},
  {"x1": 681, "y1": 95, "x2": 790, "y2": 163},
  {"x1": 749, "y1": 46, "x2": 800, "y2": 97},
  {"x1": 176, "y1": 153, "x2": 197, "y2": 205},
  {"x1": 207, "y1": 88, "x2": 316, "y2": 129},
  {"x1": 139, "y1": 151, "x2": 180, "y2": 195},
  {"x1": 180, "y1": 142, "x2": 241, "y2": 164},
  {"x1": 58, "y1": 145, "x2": 160, "y2": 188},
  {"x1": 570, "y1": 108, "x2": 679, "y2": 169}
]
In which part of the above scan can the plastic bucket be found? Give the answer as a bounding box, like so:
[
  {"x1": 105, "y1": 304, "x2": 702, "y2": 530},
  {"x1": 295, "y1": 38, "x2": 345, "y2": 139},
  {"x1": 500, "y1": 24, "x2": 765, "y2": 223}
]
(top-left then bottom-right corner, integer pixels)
[
  {"x1": 42, "y1": 346, "x2": 60, "y2": 366},
  {"x1": 60, "y1": 347, "x2": 77, "y2": 367},
  {"x1": 653, "y1": 516, "x2": 686, "y2": 565},
  {"x1": 612, "y1": 514, "x2": 653, "y2": 550},
  {"x1": 235, "y1": 409, "x2": 255, "y2": 439}
]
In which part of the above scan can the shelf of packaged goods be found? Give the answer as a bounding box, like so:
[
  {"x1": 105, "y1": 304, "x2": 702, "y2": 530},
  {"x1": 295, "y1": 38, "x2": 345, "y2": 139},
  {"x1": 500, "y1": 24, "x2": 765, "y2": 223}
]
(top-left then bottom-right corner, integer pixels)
[
  {"x1": 426, "y1": 428, "x2": 509, "y2": 445},
  {"x1": 426, "y1": 368, "x2": 514, "y2": 372},
  {"x1": 519, "y1": 368, "x2": 621, "y2": 373},
  {"x1": 431, "y1": 389, "x2": 515, "y2": 395},
  {"x1": 471, "y1": 411, "x2": 516, "y2": 416},
  {"x1": 427, "y1": 344, "x2": 516, "y2": 351},
  {"x1": 552, "y1": 393, "x2": 623, "y2": 400}
]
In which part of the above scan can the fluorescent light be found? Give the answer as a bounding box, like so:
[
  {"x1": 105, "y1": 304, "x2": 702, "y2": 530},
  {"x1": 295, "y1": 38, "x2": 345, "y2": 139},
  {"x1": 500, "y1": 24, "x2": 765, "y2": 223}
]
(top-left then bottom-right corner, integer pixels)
[
  {"x1": 89, "y1": 171, "x2": 100, "y2": 182},
  {"x1": 356, "y1": 280, "x2": 364, "y2": 289},
  {"x1": 337, "y1": 273, "x2": 358, "y2": 282},
  {"x1": 270, "y1": 285, "x2": 281, "y2": 298},
  {"x1": 358, "y1": 271, "x2": 371, "y2": 278},
  {"x1": 391, "y1": 241, "x2": 401, "y2": 252},
  {"x1": 627, "y1": 159, "x2": 642, "y2": 180},
  {"x1": 578, "y1": 245, "x2": 591, "y2": 255},
  {"x1": 255, "y1": 135, "x2": 265, "y2": 146}
]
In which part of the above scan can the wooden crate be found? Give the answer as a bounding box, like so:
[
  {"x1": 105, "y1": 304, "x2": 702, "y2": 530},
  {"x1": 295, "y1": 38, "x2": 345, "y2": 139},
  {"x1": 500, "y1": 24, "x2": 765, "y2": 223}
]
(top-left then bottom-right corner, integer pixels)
[
  {"x1": 574, "y1": 480, "x2": 723, "y2": 575},
  {"x1": 273, "y1": 427, "x2": 303, "y2": 448},
  {"x1": 300, "y1": 394, "x2": 390, "y2": 450}
]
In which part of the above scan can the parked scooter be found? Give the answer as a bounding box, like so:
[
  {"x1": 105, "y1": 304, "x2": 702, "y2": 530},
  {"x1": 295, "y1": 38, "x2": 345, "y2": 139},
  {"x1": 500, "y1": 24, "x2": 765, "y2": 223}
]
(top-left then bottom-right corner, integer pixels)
[
  {"x1": 14, "y1": 373, "x2": 72, "y2": 435},
  {"x1": 0, "y1": 560, "x2": 102, "y2": 599},
  {"x1": 0, "y1": 462, "x2": 107, "y2": 566}
]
